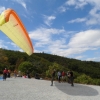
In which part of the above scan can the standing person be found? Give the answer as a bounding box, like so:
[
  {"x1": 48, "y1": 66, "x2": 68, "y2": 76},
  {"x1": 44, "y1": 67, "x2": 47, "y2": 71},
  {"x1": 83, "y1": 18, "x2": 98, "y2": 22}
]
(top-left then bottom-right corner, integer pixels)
[
  {"x1": 18, "y1": 71, "x2": 21, "y2": 77},
  {"x1": 26, "y1": 70, "x2": 30, "y2": 78},
  {"x1": 3, "y1": 68, "x2": 8, "y2": 81},
  {"x1": 57, "y1": 71, "x2": 61, "y2": 83},
  {"x1": 69, "y1": 70, "x2": 74, "y2": 86},
  {"x1": 67, "y1": 71, "x2": 70, "y2": 83},
  {"x1": 51, "y1": 69, "x2": 56, "y2": 86},
  {"x1": 7, "y1": 69, "x2": 11, "y2": 78},
  {"x1": 61, "y1": 71, "x2": 66, "y2": 82},
  {"x1": 14, "y1": 70, "x2": 17, "y2": 78}
]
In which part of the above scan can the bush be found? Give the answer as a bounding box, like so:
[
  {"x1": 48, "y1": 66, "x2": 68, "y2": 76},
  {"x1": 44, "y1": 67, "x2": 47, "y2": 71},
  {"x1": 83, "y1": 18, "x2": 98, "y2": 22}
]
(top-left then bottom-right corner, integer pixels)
[
  {"x1": 92, "y1": 79, "x2": 100, "y2": 85},
  {"x1": 74, "y1": 74, "x2": 92, "y2": 84}
]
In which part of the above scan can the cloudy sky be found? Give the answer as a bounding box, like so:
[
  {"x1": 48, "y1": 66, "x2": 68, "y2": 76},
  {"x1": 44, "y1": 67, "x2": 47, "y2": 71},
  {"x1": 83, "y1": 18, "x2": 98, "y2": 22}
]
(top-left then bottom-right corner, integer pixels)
[{"x1": 0, "y1": 0, "x2": 100, "y2": 62}]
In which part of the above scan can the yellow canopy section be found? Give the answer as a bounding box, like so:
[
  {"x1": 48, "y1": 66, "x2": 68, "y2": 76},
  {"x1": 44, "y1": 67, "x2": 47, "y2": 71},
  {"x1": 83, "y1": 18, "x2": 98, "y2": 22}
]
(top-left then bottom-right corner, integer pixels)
[{"x1": 0, "y1": 8, "x2": 33, "y2": 55}]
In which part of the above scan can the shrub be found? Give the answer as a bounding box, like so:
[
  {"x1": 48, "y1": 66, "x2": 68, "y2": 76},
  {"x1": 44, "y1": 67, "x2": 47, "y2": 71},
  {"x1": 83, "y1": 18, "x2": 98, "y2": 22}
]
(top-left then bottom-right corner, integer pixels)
[{"x1": 74, "y1": 74, "x2": 92, "y2": 84}]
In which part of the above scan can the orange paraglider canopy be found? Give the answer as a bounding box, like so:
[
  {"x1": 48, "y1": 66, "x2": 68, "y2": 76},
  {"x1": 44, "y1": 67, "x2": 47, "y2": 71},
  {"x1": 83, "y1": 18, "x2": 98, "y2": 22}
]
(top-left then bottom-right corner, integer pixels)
[{"x1": 0, "y1": 8, "x2": 33, "y2": 55}]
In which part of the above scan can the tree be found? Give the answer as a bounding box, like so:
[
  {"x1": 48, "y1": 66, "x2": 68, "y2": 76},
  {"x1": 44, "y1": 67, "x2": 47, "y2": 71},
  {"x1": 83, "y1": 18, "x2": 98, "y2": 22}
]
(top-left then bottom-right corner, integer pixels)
[
  {"x1": 18, "y1": 61, "x2": 33, "y2": 74},
  {"x1": 46, "y1": 62, "x2": 63, "y2": 78}
]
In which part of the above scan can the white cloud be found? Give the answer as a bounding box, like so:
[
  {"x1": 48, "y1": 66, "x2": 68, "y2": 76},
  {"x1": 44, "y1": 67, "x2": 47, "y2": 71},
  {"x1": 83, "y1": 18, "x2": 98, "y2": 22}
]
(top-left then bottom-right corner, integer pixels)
[
  {"x1": 60, "y1": 29, "x2": 100, "y2": 56},
  {"x1": 86, "y1": 57, "x2": 100, "y2": 61},
  {"x1": 29, "y1": 27, "x2": 65, "y2": 47},
  {"x1": 75, "y1": 55, "x2": 85, "y2": 59},
  {"x1": 65, "y1": 0, "x2": 87, "y2": 8},
  {"x1": 86, "y1": 7, "x2": 100, "y2": 25},
  {"x1": 29, "y1": 27, "x2": 100, "y2": 58},
  {"x1": 86, "y1": 18, "x2": 97, "y2": 25},
  {"x1": 0, "y1": 40, "x2": 8, "y2": 49},
  {"x1": 66, "y1": 0, "x2": 76, "y2": 6},
  {"x1": 68, "y1": 30, "x2": 100, "y2": 47},
  {"x1": 12, "y1": 0, "x2": 27, "y2": 9},
  {"x1": 43, "y1": 15, "x2": 56, "y2": 26},
  {"x1": 7, "y1": 42, "x2": 18, "y2": 48},
  {"x1": 0, "y1": 7, "x2": 5, "y2": 13},
  {"x1": 68, "y1": 18, "x2": 87, "y2": 23},
  {"x1": 6, "y1": 42, "x2": 24, "y2": 52},
  {"x1": 18, "y1": 49, "x2": 24, "y2": 52},
  {"x1": 58, "y1": 6, "x2": 67, "y2": 13},
  {"x1": 47, "y1": 29, "x2": 100, "y2": 57},
  {"x1": 65, "y1": 0, "x2": 100, "y2": 25}
]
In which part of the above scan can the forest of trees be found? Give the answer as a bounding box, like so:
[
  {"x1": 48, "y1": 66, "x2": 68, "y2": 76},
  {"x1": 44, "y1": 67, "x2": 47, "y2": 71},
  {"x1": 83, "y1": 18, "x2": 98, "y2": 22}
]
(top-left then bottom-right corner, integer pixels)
[{"x1": 0, "y1": 48, "x2": 100, "y2": 85}]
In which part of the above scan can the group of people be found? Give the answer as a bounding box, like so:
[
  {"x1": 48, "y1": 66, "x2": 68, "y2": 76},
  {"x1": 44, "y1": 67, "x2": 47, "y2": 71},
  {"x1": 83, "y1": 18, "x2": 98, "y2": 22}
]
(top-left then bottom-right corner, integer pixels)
[
  {"x1": 3, "y1": 68, "x2": 30, "y2": 80},
  {"x1": 3, "y1": 68, "x2": 74, "y2": 87},
  {"x1": 51, "y1": 69, "x2": 74, "y2": 86},
  {"x1": 14, "y1": 70, "x2": 31, "y2": 78},
  {"x1": 3, "y1": 68, "x2": 11, "y2": 81}
]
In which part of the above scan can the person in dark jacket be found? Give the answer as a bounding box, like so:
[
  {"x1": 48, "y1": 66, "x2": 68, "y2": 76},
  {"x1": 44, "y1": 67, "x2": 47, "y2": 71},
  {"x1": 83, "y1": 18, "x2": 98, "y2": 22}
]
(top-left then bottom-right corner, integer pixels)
[
  {"x1": 69, "y1": 70, "x2": 74, "y2": 86},
  {"x1": 51, "y1": 69, "x2": 56, "y2": 86}
]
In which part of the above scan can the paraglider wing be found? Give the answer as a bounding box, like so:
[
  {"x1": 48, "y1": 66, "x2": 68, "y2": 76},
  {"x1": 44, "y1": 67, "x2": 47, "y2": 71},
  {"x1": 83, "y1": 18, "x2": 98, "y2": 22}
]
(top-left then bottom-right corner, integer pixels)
[{"x1": 0, "y1": 8, "x2": 33, "y2": 55}]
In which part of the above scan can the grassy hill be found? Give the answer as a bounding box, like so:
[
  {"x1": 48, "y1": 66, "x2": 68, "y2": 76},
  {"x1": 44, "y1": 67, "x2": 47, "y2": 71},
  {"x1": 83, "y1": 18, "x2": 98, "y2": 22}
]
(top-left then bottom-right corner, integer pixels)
[{"x1": 0, "y1": 48, "x2": 100, "y2": 85}]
